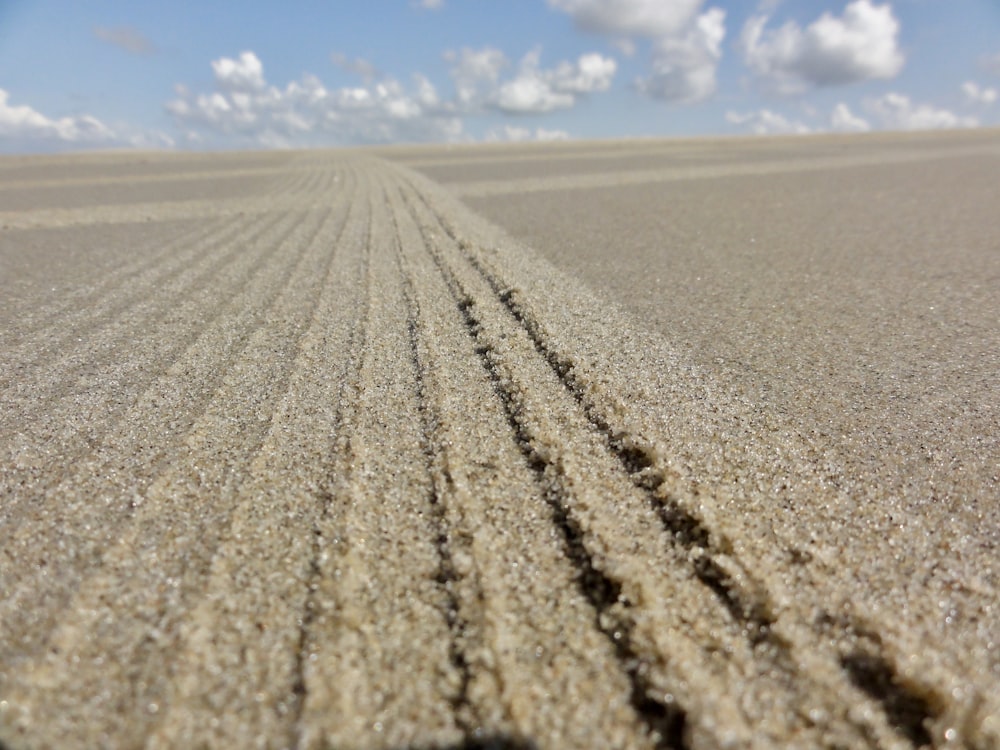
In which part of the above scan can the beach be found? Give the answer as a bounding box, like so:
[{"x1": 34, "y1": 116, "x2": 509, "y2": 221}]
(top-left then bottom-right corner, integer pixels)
[{"x1": 1, "y1": 130, "x2": 998, "y2": 749}]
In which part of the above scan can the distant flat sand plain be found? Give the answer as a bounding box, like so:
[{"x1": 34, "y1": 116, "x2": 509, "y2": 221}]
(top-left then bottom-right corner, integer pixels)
[{"x1": 1, "y1": 130, "x2": 998, "y2": 749}]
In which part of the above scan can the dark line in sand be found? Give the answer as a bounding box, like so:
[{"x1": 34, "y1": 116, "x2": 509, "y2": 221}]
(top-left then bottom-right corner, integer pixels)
[{"x1": 398, "y1": 181, "x2": 687, "y2": 749}]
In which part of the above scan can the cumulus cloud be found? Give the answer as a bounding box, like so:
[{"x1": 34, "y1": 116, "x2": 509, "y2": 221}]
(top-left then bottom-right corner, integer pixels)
[
  {"x1": 93, "y1": 25, "x2": 156, "y2": 55},
  {"x1": 548, "y1": 0, "x2": 703, "y2": 38},
  {"x1": 167, "y1": 51, "x2": 465, "y2": 147},
  {"x1": 167, "y1": 47, "x2": 616, "y2": 147},
  {"x1": 638, "y1": 8, "x2": 725, "y2": 102},
  {"x1": 864, "y1": 93, "x2": 978, "y2": 131},
  {"x1": 962, "y1": 81, "x2": 998, "y2": 105},
  {"x1": 830, "y1": 102, "x2": 870, "y2": 132},
  {"x1": 0, "y1": 89, "x2": 116, "y2": 147},
  {"x1": 741, "y1": 0, "x2": 903, "y2": 94},
  {"x1": 484, "y1": 125, "x2": 571, "y2": 143},
  {"x1": 444, "y1": 47, "x2": 509, "y2": 106},
  {"x1": 0, "y1": 89, "x2": 171, "y2": 153},
  {"x1": 549, "y1": 0, "x2": 727, "y2": 104},
  {"x1": 726, "y1": 108, "x2": 811, "y2": 135},
  {"x1": 212, "y1": 51, "x2": 266, "y2": 93},
  {"x1": 494, "y1": 49, "x2": 616, "y2": 113}
]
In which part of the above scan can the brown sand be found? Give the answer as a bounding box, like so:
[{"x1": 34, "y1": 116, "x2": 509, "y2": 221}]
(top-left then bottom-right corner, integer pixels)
[{"x1": 1, "y1": 132, "x2": 997, "y2": 749}]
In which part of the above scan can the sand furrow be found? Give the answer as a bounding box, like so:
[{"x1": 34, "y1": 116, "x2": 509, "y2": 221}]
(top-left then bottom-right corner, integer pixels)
[
  {"x1": 0, "y1": 206, "x2": 326, "y2": 542},
  {"x1": 0, "y1": 194, "x2": 349, "y2": 745},
  {"x1": 294, "y1": 173, "x2": 463, "y2": 750},
  {"x1": 0, "y1": 196, "x2": 343, "y2": 671},
  {"x1": 0, "y1": 209, "x2": 287, "y2": 394},
  {"x1": 144, "y1": 172, "x2": 371, "y2": 749},
  {"x1": 390, "y1": 175, "x2": 663, "y2": 749}
]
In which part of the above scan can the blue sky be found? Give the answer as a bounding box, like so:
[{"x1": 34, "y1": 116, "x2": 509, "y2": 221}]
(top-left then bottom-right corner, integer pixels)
[{"x1": 1, "y1": 0, "x2": 998, "y2": 152}]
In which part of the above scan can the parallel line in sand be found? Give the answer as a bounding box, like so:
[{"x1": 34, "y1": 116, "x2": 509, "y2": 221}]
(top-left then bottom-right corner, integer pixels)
[
  {"x1": 0, "y1": 165, "x2": 300, "y2": 190},
  {"x1": 0, "y1": 194, "x2": 330, "y2": 230},
  {"x1": 0, "y1": 158, "x2": 316, "y2": 229},
  {"x1": 400, "y1": 180, "x2": 752, "y2": 747},
  {"x1": 449, "y1": 145, "x2": 1000, "y2": 197},
  {"x1": 0, "y1": 187, "x2": 350, "y2": 673},
  {"x1": 390, "y1": 173, "x2": 660, "y2": 749},
  {"x1": 399, "y1": 170, "x2": 940, "y2": 748},
  {"x1": 396, "y1": 163, "x2": 971, "y2": 747},
  {"x1": 294, "y1": 172, "x2": 463, "y2": 750},
  {"x1": 0, "y1": 185, "x2": 352, "y2": 746},
  {"x1": 0, "y1": 216, "x2": 296, "y2": 435},
  {"x1": 0, "y1": 209, "x2": 258, "y2": 351},
  {"x1": 144, "y1": 172, "x2": 372, "y2": 748},
  {"x1": 0, "y1": 209, "x2": 310, "y2": 509},
  {"x1": 0, "y1": 209, "x2": 286, "y2": 387}
]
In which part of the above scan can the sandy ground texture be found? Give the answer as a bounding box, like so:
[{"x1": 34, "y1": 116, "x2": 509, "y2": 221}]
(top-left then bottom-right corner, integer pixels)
[{"x1": 0, "y1": 132, "x2": 998, "y2": 749}]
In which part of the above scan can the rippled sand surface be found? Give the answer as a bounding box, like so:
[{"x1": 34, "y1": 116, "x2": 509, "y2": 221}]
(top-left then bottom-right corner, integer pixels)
[{"x1": 1, "y1": 131, "x2": 998, "y2": 749}]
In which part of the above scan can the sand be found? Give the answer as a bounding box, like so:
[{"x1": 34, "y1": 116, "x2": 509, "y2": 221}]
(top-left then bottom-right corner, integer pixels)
[{"x1": 0, "y1": 131, "x2": 997, "y2": 749}]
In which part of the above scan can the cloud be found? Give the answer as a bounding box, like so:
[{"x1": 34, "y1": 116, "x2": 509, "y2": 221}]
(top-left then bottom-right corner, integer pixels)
[
  {"x1": 414, "y1": 0, "x2": 444, "y2": 8},
  {"x1": 726, "y1": 108, "x2": 811, "y2": 135},
  {"x1": 548, "y1": 0, "x2": 704, "y2": 38},
  {"x1": 494, "y1": 49, "x2": 616, "y2": 114},
  {"x1": 444, "y1": 47, "x2": 509, "y2": 106},
  {"x1": 167, "y1": 52, "x2": 466, "y2": 147},
  {"x1": 549, "y1": 0, "x2": 727, "y2": 105},
  {"x1": 168, "y1": 48, "x2": 616, "y2": 148},
  {"x1": 741, "y1": 0, "x2": 903, "y2": 94},
  {"x1": 864, "y1": 93, "x2": 979, "y2": 130},
  {"x1": 0, "y1": 88, "x2": 171, "y2": 152},
  {"x1": 212, "y1": 51, "x2": 266, "y2": 93},
  {"x1": 93, "y1": 25, "x2": 156, "y2": 56},
  {"x1": 830, "y1": 102, "x2": 870, "y2": 132},
  {"x1": 962, "y1": 81, "x2": 998, "y2": 106},
  {"x1": 330, "y1": 53, "x2": 379, "y2": 83},
  {"x1": 638, "y1": 8, "x2": 725, "y2": 102},
  {"x1": 484, "y1": 125, "x2": 571, "y2": 143}
]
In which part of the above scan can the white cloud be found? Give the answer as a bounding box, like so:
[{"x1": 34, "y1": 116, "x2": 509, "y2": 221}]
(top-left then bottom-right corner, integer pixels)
[
  {"x1": 865, "y1": 93, "x2": 979, "y2": 131},
  {"x1": 0, "y1": 89, "x2": 171, "y2": 153},
  {"x1": 93, "y1": 26, "x2": 155, "y2": 55},
  {"x1": 548, "y1": 0, "x2": 704, "y2": 38},
  {"x1": 962, "y1": 81, "x2": 998, "y2": 105},
  {"x1": 741, "y1": 0, "x2": 903, "y2": 94},
  {"x1": 484, "y1": 125, "x2": 571, "y2": 143},
  {"x1": 494, "y1": 49, "x2": 616, "y2": 113},
  {"x1": 638, "y1": 8, "x2": 725, "y2": 103},
  {"x1": 444, "y1": 47, "x2": 509, "y2": 106},
  {"x1": 726, "y1": 108, "x2": 811, "y2": 135},
  {"x1": 830, "y1": 102, "x2": 870, "y2": 131},
  {"x1": 167, "y1": 52, "x2": 465, "y2": 147},
  {"x1": 212, "y1": 51, "x2": 266, "y2": 93},
  {"x1": 0, "y1": 89, "x2": 115, "y2": 148},
  {"x1": 549, "y1": 0, "x2": 726, "y2": 105},
  {"x1": 415, "y1": 0, "x2": 444, "y2": 8},
  {"x1": 167, "y1": 48, "x2": 615, "y2": 147}
]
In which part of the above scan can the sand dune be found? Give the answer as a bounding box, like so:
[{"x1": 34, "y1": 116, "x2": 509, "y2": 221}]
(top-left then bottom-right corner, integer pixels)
[{"x1": 1, "y1": 133, "x2": 997, "y2": 749}]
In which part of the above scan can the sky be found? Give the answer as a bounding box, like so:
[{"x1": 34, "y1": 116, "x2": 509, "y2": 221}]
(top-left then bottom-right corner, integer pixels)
[{"x1": 0, "y1": 0, "x2": 998, "y2": 153}]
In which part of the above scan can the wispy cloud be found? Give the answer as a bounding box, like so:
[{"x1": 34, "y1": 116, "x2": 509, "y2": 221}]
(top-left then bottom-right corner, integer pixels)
[{"x1": 93, "y1": 25, "x2": 156, "y2": 56}]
